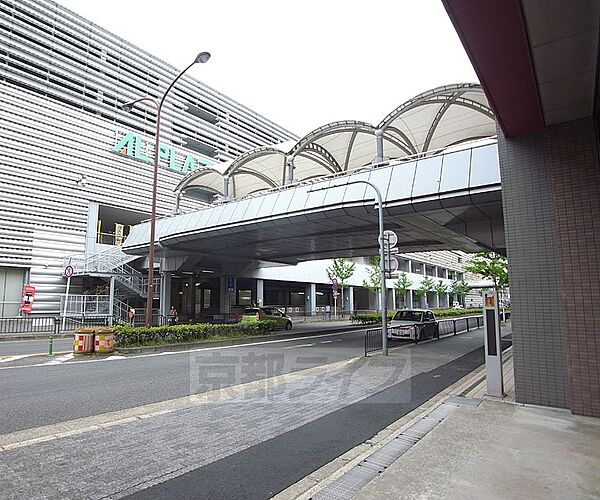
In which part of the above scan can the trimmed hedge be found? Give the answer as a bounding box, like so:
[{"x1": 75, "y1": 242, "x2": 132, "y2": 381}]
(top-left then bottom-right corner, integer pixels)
[
  {"x1": 350, "y1": 313, "x2": 394, "y2": 325},
  {"x1": 433, "y1": 308, "x2": 483, "y2": 317},
  {"x1": 113, "y1": 320, "x2": 279, "y2": 347},
  {"x1": 349, "y1": 308, "x2": 501, "y2": 325}
]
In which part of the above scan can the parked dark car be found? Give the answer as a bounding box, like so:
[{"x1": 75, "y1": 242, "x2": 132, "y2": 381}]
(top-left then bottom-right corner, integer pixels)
[{"x1": 389, "y1": 309, "x2": 439, "y2": 343}]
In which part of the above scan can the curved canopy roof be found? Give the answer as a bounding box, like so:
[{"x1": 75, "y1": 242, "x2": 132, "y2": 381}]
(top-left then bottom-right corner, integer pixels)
[{"x1": 177, "y1": 83, "x2": 495, "y2": 199}]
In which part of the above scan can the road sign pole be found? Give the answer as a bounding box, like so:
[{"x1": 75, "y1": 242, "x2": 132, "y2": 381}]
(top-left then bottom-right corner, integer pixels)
[{"x1": 61, "y1": 275, "x2": 71, "y2": 332}]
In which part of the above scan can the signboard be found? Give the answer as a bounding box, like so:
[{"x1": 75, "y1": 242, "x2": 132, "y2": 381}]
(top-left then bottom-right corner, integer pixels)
[
  {"x1": 112, "y1": 131, "x2": 213, "y2": 175},
  {"x1": 64, "y1": 265, "x2": 74, "y2": 278},
  {"x1": 20, "y1": 284, "x2": 36, "y2": 314},
  {"x1": 114, "y1": 223, "x2": 125, "y2": 246},
  {"x1": 383, "y1": 230, "x2": 398, "y2": 249},
  {"x1": 483, "y1": 290, "x2": 504, "y2": 397},
  {"x1": 331, "y1": 278, "x2": 338, "y2": 293},
  {"x1": 226, "y1": 277, "x2": 236, "y2": 293}
]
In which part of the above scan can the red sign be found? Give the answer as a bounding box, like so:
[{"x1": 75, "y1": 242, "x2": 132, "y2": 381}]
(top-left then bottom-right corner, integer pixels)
[{"x1": 20, "y1": 284, "x2": 36, "y2": 314}]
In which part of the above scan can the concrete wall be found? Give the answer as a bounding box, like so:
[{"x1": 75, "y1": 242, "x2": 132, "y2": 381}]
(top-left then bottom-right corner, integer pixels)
[{"x1": 499, "y1": 117, "x2": 600, "y2": 417}]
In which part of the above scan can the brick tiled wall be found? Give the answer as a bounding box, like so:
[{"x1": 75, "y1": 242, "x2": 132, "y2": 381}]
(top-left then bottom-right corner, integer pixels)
[{"x1": 499, "y1": 117, "x2": 600, "y2": 416}]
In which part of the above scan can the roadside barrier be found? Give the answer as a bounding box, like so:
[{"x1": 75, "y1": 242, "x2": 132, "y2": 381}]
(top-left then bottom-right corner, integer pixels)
[
  {"x1": 94, "y1": 331, "x2": 114, "y2": 353},
  {"x1": 73, "y1": 329, "x2": 95, "y2": 353},
  {"x1": 364, "y1": 314, "x2": 511, "y2": 356}
]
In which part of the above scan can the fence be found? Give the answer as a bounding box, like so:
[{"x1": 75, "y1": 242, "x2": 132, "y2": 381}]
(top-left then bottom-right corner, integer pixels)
[
  {"x1": 0, "y1": 314, "x2": 167, "y2": 335},
  {"x1": 365, "y1": 315, "x2": 485, "y2": 356}
]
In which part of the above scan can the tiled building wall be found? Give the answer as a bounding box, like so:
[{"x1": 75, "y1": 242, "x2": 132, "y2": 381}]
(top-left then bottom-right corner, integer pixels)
[
  {"x1": 499, "y1": 117, "x2": 600, "y2": 416},
  {"x1": 546, "y1": 118, "x2": 600, "y2": 417}
]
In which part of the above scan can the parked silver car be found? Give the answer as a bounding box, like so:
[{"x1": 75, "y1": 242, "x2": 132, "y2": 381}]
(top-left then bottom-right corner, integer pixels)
[{"x1": 389, "y1": 309, "x2": 439, "y2": 343}]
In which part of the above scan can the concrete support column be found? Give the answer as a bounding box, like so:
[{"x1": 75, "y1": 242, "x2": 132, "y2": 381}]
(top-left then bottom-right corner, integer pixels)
[
  {"x1": 85, "y1": 202, "x2": 99, "y2": 256},
  {"x1": 374, "y1": 128, "x2": 384, "y2": 164},
  {"x1": 223, "y1": 176, "x2": 231, "y2": 202},
  {"x1": 286, "y1": 156, "x2": 296, "y2": 185},
  {"x1": 108, "y1": 276, "x2": 115, "y2": 326},
  {"x1": 390, "y1": 287, "x2": 396, "y2": 310},
  {"x1": 160, "y1": 270, "x2": 172, "y2": 318},
  {"x1": 408, "y1": 289, "x2": 414, "y2": 309},
  {"x1": 306, "y1": 283, "x2": 316, "y2": 315},
  {"x1": 434, "y1": 292, "x2": 440, "y2": 309},
  {"x1": 255, "y1": 279, "x2": 264, "y2": 306},
  {"x1": 220, "y1": 277, "x2": 231, "y2": 314},
  {"x1": 348, "y1": 286, "x2": 354, "y2": 313}
]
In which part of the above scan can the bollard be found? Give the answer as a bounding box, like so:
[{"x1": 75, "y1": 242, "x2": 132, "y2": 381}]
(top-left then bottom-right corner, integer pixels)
[{"x1": 48, "y1": 317, "x2": 58, "y2": 357}]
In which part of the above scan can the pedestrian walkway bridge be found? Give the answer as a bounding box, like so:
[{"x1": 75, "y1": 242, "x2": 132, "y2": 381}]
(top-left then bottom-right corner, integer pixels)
[{"x1": 123, "y1": 138, "x2": 503, "y2": 265}]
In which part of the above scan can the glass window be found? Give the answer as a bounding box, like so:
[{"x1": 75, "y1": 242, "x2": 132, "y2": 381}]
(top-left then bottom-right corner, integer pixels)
[
  {"x1": 411, "y1": 262, "x2": 424, "y2": 274},
  {"x1": 238, "y1": 289, "x2": 252, "y2": 306},
  {"x1": 393, "y1": 310, "x2": 424, "y2": 322},
  {"x1": 203, "y1": 289, "x2": 211, "y2": 308},
  {"x1": 412, "y1": 156, "x2": 442, "y2": 197},
  {"x1": 439, "y1": 150, "x2": 471, "y2": 192},
  {"x1": 470, "y1": 144, "x2": 500, "y2": 187}
]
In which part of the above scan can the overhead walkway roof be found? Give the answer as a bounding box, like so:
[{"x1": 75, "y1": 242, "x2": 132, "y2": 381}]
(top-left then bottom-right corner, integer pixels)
[
  {"x1": 124, "y1": 138, "x2": 503, "y2": 264},
  {"x1": 177, "y1": 83, "x2": 495, "y2": 199}
]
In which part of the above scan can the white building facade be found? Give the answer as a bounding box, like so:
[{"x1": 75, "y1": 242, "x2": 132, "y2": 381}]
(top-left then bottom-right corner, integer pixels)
[{"x1": 0, "y1": 0, "x2": 490, "y2": 321}]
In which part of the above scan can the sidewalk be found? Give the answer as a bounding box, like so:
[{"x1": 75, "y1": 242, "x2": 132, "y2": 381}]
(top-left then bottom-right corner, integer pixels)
[{"x1": 292, "y1": 348, "x2": 600, "y2": 500}]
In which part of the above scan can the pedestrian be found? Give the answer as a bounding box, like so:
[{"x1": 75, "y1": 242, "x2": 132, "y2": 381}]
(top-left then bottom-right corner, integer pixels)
[
  {"x1": 169, "y1": 305, "x2": 178, "y2": 326},
  {"x1": 128, "y1": 308, "x2": 135, "y2": 325}
]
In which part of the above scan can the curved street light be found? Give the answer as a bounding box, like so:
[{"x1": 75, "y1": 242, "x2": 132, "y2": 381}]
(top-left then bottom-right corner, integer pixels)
[
  {"x1": 122, "y1": 51, "x2": 211, "y2": 326},
  {"x1": 308, "y1": 179, "x2": 388, "y2": 355}
]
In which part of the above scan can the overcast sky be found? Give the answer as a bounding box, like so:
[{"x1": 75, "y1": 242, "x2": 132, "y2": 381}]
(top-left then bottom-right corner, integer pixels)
[{"x1": 57, "y1": 0, "x2": 477, "y2": 137}]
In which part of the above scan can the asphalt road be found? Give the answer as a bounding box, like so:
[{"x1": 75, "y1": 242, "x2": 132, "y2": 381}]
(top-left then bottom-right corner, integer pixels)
[
  {"x1": 0, "y1": 328, "x2": 366, "y2": 434},
  {"x1": 1, "y1": 325, "x2": 512, "y2": 500},
  {"x1": 0, "y1": 337, "x2": 73, "y2": 356}
]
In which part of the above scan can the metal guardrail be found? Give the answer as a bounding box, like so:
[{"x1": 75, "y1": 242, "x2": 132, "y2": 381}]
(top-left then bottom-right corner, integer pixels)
[
  {"x1": 0, "y1": 314, "x2": 168, "y2": 335},
  {"x1": 364, "y1": 314, "x2": 500, "y2": 356}
]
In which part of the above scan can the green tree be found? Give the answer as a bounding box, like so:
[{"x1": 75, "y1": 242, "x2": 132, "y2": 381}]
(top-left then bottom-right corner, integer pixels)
[
  {"x1": 434, "y1": 280, "x2": 448, "y2": 296},
  {"x1": 465, "y1": 252, "x2": 509, "y2": 291},
  {"x1": 394, "y1": 273, "x2": 412, "y2": 308},
  {"x1": 362, "y1": 255, "x2": 381, "y2": 294},
  {"x1": 326, "y1": 258, "x2": 356, "y2": 314},
  {"x1": 450, "y1": 280, "x2": 470, "y2": 298},
  {"x1": 415, "y1": 276, "x2": 435, "y2": 297}
]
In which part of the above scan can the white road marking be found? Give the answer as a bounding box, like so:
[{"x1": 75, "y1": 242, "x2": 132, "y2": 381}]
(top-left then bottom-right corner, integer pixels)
[
  {"x1": 283, "y1": 343, "x2": 315, "y2": 349},
  {"x1": 0, "y1": 329, "x2": 363, "y2": 370},
  {"x1": 0, "y1": 354, "x2": 34, "y2": 364},
  {"x1": 320, "y1": 340, "x2": 334, "y2": 344}
]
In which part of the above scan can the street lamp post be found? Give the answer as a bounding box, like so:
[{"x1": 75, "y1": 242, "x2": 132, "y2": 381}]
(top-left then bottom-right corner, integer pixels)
[
  {"x1": 309, "y1": 179, "x2": 388, "y2": 355},
  {"x1": 122, "y1": 51, "x2": 211, "y2": 326}
]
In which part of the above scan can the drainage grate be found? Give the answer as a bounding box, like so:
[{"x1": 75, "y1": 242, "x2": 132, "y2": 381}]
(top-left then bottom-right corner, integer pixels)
[{"x1": 311, "y1": 400, "x2": 469, "y2": 500}]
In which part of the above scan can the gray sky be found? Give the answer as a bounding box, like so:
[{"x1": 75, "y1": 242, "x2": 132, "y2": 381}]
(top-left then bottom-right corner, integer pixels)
[{"x1": 57, "y1": 0, "x2": 477, "y2": 137}]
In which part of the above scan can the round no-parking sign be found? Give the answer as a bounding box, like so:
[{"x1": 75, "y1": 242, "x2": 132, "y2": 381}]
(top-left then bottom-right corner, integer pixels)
[{"x1": 64, "y1": 265, "x2": 74, "y2": 278}]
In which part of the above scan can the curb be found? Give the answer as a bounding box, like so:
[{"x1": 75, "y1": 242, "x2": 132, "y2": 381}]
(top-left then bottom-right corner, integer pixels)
[{"x1": 116, "y1": 324, "x2": 366, "y2": 354}]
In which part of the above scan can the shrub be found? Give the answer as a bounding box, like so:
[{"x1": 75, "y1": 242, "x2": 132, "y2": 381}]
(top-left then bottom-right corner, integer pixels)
[
  {"x1": 350, "y1": 313, "x2": 394, "y2": 325},
  {"x1": 432, "y1": 308, "x2": 484, "y2": 317},
  {"x1": 113, "y1": 320, "x2": 279, "y2": 347}
]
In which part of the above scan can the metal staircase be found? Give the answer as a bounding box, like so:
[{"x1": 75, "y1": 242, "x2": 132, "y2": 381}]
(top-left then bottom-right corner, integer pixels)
[
  {"x1": 60, "y1": 295, "x2": 132, "y2": 323},
  {"x1": 64, "y1": 246, "x2": 160, "y2": 298}
]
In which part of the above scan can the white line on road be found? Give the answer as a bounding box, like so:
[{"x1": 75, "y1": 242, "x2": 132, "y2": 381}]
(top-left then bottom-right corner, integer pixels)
[
  {"x1": 320, "y1": 340, "x2": 334, "y2": 344},
  {"x1": 283, "y1": 343, "x2": 316, "y2": 349},
  {"x1": 0, "y1": 329, "x2": 364, "y2": 370}
]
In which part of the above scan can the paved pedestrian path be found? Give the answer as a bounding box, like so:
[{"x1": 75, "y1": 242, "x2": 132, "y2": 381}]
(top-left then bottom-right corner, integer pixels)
[{"x1": 286, "y1": 344, "x2": 600, "y2": 500}]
